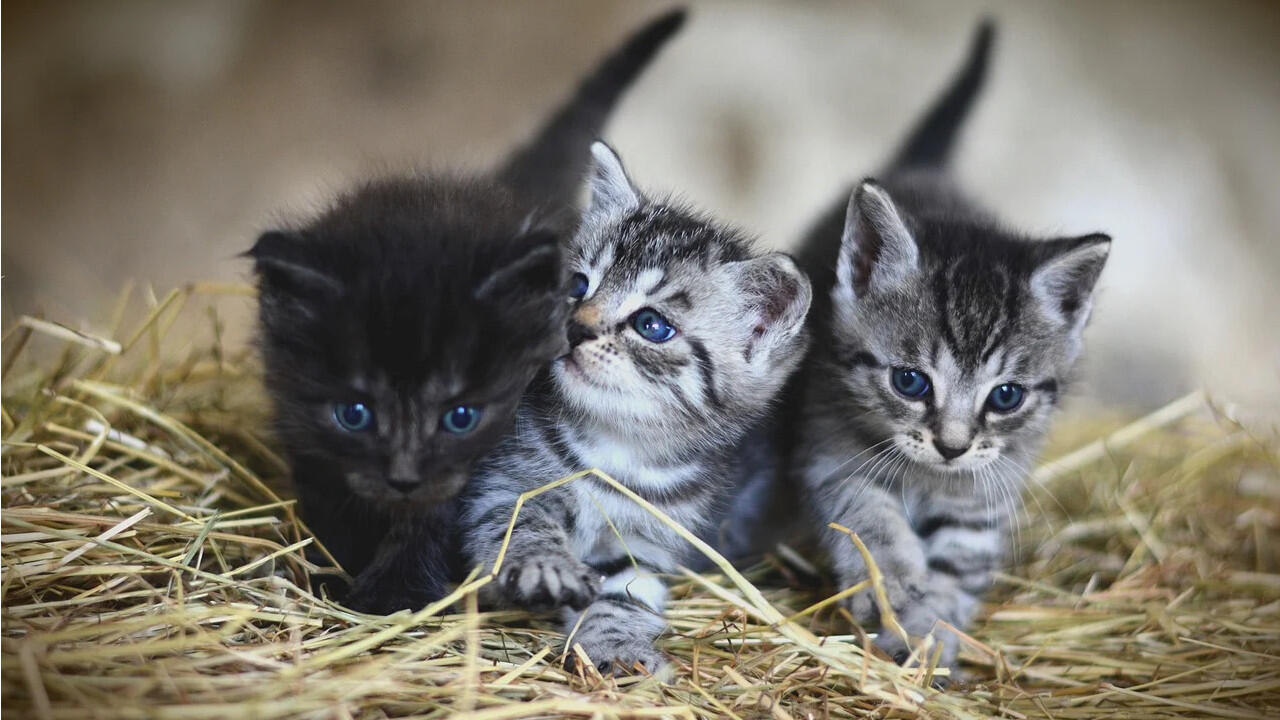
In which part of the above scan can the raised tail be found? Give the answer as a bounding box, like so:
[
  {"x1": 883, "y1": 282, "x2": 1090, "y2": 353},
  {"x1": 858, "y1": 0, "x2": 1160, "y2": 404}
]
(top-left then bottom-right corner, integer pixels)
[
  {"x1": 496, "y1": 8, "x2": 687, "y2": 210},
  {"x1": 887, "y1": 19, "x2": 995, "y2": 172}
]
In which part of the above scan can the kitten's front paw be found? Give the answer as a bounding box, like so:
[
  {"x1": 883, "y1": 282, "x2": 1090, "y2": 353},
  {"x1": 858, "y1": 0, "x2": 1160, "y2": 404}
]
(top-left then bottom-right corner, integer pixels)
[
  {"x1": 498, "y1": 549, "x2": 599, "y2": 610},
  {"x1": 874, "y1": 628, "x2": 959, "y2": 680},
  {"x1": 566, "y1": 621, "x2": 668, "y2": 676}
]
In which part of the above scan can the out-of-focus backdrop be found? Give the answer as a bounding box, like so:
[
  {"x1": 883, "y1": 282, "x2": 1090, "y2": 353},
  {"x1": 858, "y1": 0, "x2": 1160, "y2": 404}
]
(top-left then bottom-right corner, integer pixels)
[{"x1": 4, "y1": 0, "x2": 1278, "y2": 409}]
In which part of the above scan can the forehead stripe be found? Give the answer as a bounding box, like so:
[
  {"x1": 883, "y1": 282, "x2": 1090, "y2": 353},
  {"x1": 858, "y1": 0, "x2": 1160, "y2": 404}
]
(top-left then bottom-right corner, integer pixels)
[
  {"x1": 933, "y1": 263, "x2": 962, "y2": 361},
  {"x1": 979, "y1": 271, "x2": 1018, "y2": 363}
]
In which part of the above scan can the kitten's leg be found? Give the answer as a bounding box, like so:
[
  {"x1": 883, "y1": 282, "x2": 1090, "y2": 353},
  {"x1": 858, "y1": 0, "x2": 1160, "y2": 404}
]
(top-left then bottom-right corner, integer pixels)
[
  {"x1": 904, "y1": 503, "x2": 1003, "y2": 669},
  {"x1": 294, "y1": 480, "x2": 385, "y2": 601},
  {"x1": 822, "y1": 486, "x2": 998, "y2": 670},
  {"x1": 342, "y1": 513, "x2": 453, "y2": 614},
  {"x1": 562, "y1": 558, "x2": 670, "y2": 675},
  {"x1": 463, "y1": 480, "x2": 599, "y2": 610},
  {"x1": 817, "y1": 486, "x2": 941, "y2": 658}
]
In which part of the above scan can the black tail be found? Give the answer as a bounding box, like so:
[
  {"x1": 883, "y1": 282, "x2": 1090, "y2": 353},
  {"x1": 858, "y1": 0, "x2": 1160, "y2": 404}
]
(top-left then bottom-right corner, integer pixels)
[
  {"x1": 496, "y1": 8, "x2": 687, "y2": 209},
  {"x1": 888, "y1": 19, "x2": 996, "y2": 172}
]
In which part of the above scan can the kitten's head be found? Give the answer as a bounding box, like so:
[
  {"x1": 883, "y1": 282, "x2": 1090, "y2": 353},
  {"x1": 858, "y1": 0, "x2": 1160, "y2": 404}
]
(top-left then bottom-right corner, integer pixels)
[
  {"x1": 827, "y1": 178, "x2": 1109, "y2": 474},
  {"x1": 250, "y1": 177, "x2": 567, "y2": 507},
  {"x1": 552, "y1": 142, "x2": 812, "y2": 447}
]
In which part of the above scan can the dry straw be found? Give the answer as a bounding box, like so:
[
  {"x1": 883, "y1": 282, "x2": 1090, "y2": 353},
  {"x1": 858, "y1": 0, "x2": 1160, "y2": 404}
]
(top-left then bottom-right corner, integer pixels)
[{"x1": 3, "y1": 285, "x2": 1278, "y2": 719}]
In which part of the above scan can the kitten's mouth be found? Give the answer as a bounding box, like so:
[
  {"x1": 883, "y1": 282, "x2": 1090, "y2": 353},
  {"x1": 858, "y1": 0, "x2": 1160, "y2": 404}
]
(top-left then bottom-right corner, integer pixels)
[
  {"x1": 556, "y1": 353, "x2": 591, "y2": 381},
  {"x1": 396, "y1": 471, "x2": 468, "y2": 506}
]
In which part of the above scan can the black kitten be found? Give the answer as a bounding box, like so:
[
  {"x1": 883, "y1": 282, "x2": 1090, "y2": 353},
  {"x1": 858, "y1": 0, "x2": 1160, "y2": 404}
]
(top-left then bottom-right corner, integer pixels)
[{"x1": 249, "y1": 10, "x2": 686, "y2": 614}]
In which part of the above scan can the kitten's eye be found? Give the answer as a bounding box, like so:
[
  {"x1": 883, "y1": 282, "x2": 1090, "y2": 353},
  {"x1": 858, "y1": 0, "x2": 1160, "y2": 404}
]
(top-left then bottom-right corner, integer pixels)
[
  {"x1": 569, "y1": 272, "x2": 589, "y2": 300},
  {"x1": 441, "y1": 405, "x2": 482, "y2": 434},
  {"x1": 333, "y1": 402, "x2": 375, "y2": 432},
  {"x1": 631, "y1": 308, "x2": 676, "y2": 343},
  {"x1": 986, "y1": 383, "x2": 1025, "y2": 413},
  {"x1": 890, "y1": 368, "x2": 931, "y2": 398}
]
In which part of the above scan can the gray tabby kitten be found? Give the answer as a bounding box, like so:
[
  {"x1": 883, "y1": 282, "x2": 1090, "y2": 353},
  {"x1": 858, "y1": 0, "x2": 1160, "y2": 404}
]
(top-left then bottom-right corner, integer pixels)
[
  {"x1": 793, "y1": 21, "x2": 1111, "y2": 668},
  {"x1": 463, "y1": 141, "x2": 812, "y2": 674}
]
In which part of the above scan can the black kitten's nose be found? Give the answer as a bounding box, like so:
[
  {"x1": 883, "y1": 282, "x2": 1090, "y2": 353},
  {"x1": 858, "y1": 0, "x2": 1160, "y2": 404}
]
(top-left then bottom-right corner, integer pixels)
[
  {"x1": 567, "y1": 321, "x2": 598, "y2": 349},
  {"x1": 387, "y1": 478, "x2": 418, "y2": 493},
  {"x1": 933, "y1": 440, "x2": 969, "y2": 461}
]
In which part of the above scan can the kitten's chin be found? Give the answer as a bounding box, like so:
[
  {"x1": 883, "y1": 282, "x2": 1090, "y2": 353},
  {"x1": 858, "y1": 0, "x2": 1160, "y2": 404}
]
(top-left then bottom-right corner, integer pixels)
[{"x1": 552, "y1": 358, "x2": 655, "y2": 426}]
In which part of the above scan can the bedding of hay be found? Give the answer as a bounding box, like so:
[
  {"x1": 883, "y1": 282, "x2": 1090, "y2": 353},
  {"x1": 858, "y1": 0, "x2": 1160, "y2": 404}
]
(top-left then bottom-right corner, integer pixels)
[{"x1": 3, "y1": 285, "x2": 1278, "y2": 719}]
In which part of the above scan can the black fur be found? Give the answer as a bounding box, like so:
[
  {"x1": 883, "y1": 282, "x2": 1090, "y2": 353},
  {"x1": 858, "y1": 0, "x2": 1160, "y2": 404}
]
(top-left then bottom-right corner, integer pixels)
[{"x1": 249, "y1": 10, "x2": 686, "y2": 614}]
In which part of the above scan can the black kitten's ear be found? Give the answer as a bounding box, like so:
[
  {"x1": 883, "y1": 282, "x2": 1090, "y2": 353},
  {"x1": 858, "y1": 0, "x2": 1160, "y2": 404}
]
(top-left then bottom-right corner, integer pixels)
[
  {"x1": 735, "y1": 252, "x2": 813, "y2": 363},
  {"x1": 1030, "y1": 233, "x2": 1111, "y2": 329},
  {"x1": 474, "y1": 230, "x2": 562, "y2": 302},
  {"x1": 835, "y1": 180, "x2": 919, "y2": 298},
  {"x1": 246, "y1": 230, "x2": 341, "y2": 297},
  {"x1": 585, "y1": 141, "x2": 641, "y2": 218}
]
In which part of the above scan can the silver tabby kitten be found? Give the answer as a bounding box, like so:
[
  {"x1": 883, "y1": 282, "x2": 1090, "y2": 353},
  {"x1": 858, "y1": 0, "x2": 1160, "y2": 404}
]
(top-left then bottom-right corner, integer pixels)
[
  {"x1": 463, "y1": 141, "x2": 812, "y2": 674},
  {"x1": 794, "y1": 22, "x2": 1110, "y2": 669}
]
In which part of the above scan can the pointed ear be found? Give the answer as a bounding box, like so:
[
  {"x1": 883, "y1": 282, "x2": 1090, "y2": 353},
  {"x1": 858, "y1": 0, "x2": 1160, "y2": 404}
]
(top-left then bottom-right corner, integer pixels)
[
  {"x1": 735, "y1": 252, "x2": 813, "y2": 363},
  {"x1": 585, "y1": 140, "x2": 641, "y2": 217},
  {"x1": 835, "y1": 180, "x2": 918, "y2": 298},
  {"x1": 474, "y1": 229, "x2": 563, "y2": 303},
  {"x1": 1030, "y1": 233, "x2": 1111, "y2": 329},
  {"x1": 246, "y1": 230, "x2": 341, "y2": 298}
]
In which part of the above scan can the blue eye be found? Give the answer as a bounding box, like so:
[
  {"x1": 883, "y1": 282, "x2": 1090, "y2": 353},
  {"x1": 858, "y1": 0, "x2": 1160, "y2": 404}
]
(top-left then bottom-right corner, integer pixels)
[
  {"x1": 890, "y1": 368, "x2": 931, "y2": 398},
  {"x1": 987, "y1": 383, "x2": 1025, "y2": 413},
  {"x1": 441, "y1": 405, "x2": 482, "y2": 434},
  {"x1": 569, "y1": 272, "x2": 589, "y2": 300},
  {"x1": 333, "y1": 402, "x2": 374, "y2": 432},
  {"x1": 631, "y1": 308, "x2": 676, "y2": 343}
]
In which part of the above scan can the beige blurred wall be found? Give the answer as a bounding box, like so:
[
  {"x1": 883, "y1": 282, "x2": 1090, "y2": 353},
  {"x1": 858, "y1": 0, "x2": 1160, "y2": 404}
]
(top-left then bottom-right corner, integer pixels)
[{"x1": 4, "y1": 0, "x2": 1279, "y2": 408}]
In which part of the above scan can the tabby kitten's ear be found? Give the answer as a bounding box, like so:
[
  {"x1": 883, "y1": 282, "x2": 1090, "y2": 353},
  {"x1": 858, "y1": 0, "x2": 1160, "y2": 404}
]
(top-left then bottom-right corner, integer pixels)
[
  {"x1": 585, "y1": 141, "x2": 641, "y2": 218},
  {"x1": 248, "y1": 230, "x2": 342, "y2": 300},
  {"x1": 1030, "y1": 233, "x2": 1111, "y2": 330},
  {"x1": 734, "y1": 252, "x2": 813, "y2": 363},
  {"x1": 474, "y1": 230, "x2": 563, "y2": 304},
  {"x1": 835, "y1": 180, "x2": 919, "y2": 299}
]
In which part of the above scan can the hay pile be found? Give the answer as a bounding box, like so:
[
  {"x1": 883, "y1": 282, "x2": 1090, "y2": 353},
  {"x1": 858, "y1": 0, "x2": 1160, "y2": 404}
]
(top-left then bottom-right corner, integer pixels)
[{"x1": 3, "y1": 286, "x2": 1278, "y2": 719}]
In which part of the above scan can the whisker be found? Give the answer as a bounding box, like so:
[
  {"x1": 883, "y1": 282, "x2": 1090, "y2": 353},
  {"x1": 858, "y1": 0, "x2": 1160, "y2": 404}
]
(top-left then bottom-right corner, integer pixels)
[
  {"x1": 818, "y1": 437, "x2": 896, "y2": 486},
  {"x1": 1000, "y1": 454, "x2": 1074, "y2": 523}
]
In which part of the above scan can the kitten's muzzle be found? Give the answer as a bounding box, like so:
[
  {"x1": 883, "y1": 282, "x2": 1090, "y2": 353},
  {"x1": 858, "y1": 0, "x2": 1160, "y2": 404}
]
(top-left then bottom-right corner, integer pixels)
[{"x1": 383, "y1": 467, "x2": 469, "y2": 505}]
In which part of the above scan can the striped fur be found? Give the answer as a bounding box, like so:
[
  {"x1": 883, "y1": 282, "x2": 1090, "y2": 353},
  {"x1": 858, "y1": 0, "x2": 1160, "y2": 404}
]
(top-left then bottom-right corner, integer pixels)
[
  {"x1": 462, "y1": 142, "x2": 811, "y2": 674},
  {"x1": 788, "y1": 23, "x2": 1111, "y2": 671}
]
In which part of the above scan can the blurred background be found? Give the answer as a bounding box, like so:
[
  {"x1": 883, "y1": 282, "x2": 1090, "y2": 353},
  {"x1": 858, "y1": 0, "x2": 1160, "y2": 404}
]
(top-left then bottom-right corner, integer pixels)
[{"x1": 4, "y1": 0, "x2": 1278, "y2": 410}]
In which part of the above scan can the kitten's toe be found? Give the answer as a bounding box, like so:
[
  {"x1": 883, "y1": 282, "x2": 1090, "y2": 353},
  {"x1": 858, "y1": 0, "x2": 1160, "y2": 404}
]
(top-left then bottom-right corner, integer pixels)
[
  {"x1": 873, "y1": 630, "x2": 912, "y2": 666},
  {"x1": 500, "y1": 552, "x2": 599, "y2": 610},
  {"x1": 567, "y1": 613, "x2": 667, "y2": 677},
  {"x1": 566, "y1": 568, "x2": 601, "y2": 610},
  {"x1": 567, "y1": 639, "x2": 667, "y2": 677},
  {"x1": 874, "y1": 627, "x2": 960, "y2": 676}
]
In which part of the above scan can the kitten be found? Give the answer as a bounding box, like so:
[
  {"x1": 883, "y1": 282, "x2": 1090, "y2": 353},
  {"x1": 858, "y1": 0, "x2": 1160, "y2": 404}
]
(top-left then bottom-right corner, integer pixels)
[
  {"x1": 249, "y1": 10, "x2": 686, "y2": 614},
  {"x1": 795, "y1": 20, "x2": 1111, "y2": 669},
  {"x1": 461, "y1": 142, "x2": 812, "y2": 674}
]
